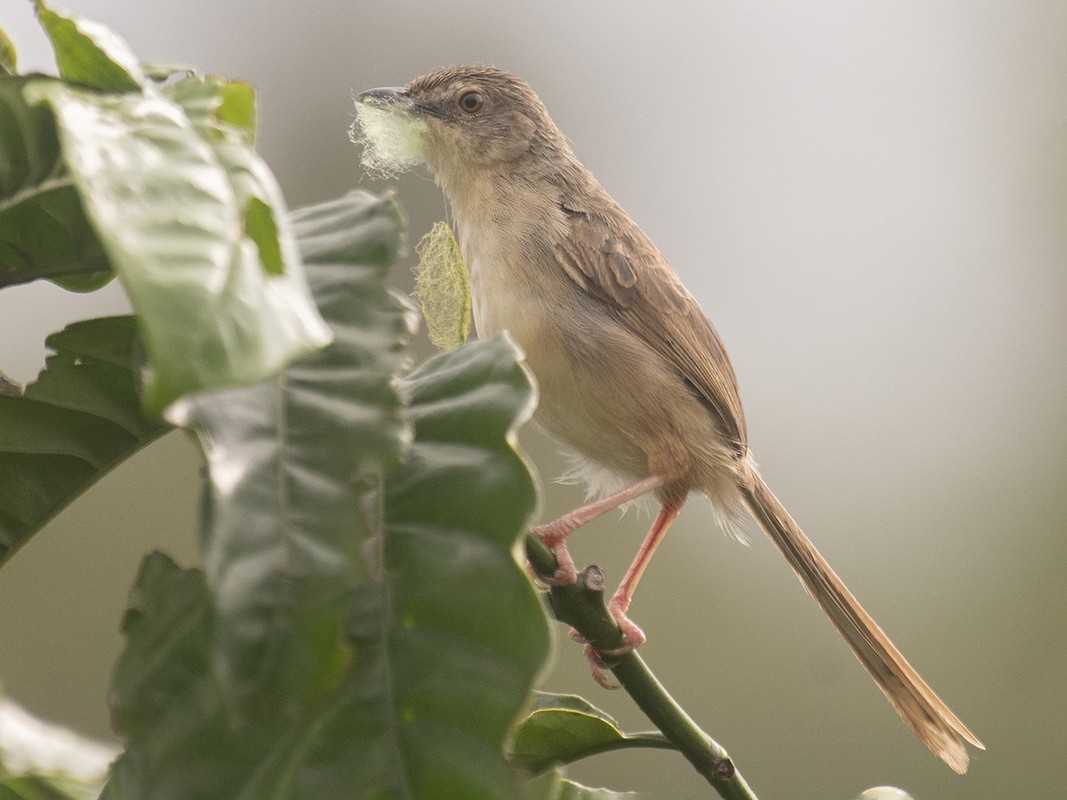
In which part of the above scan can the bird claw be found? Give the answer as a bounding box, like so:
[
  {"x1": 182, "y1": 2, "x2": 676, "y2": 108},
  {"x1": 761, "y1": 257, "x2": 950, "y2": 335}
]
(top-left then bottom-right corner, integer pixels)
[
  {"x1": 575, "y1": 606, "x2": 647, "y2": 690},
  {"x1": 584, "y1": 644, "x2": 621, "y2": 689}
]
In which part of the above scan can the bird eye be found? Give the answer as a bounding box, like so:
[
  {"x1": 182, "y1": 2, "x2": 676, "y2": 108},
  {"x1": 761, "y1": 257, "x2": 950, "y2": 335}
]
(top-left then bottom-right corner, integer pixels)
[{"x1": 458, "y1": 90, "x2": 484, "y2": 113}]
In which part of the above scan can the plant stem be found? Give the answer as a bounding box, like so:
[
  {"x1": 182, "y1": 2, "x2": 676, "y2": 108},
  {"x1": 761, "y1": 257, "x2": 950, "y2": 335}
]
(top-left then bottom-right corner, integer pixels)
[{"x1": 525, "y1": 535, "x2": 758, "y2": 800}]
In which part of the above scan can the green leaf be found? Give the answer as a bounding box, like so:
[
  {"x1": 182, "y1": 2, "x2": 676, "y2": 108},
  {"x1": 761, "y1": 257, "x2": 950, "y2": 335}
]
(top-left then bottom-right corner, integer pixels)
[
  {"x1": 28, "y1": 80, "x2": 332, "y2": 412},
  {"x1": 0, "y1": 316, "x2": 168, "y2": 566},
  {"x1": 0, "y1": 76, "x2": 111, "y2": 291},
  {"x1": 216, "y1": 80, "x2": 256, "y2": 145},
  {"x1": 354, "y1": 334, "x2": 547, "y2": 798},
  {"x1": 35, "y1": 1, "x2": 143, "y2": 91},
  {"x1": 0, "y1": 27, "x2": 17, "y2": 76},
  {"x1": 510, "y1": 692, "x2": 674, "y2": 774},
  {"x1": 105, "y1": 339, "x2": 549, "y2": 798},
  {"x1": 104, "y1": 553, "x2": 252, "y2": 799},
  {"x1": 168, "y1": 190, "x2": 417, "y2": 715},
  {"x1": 166, "y1": 73, "x2": 257, "y2": 146}
]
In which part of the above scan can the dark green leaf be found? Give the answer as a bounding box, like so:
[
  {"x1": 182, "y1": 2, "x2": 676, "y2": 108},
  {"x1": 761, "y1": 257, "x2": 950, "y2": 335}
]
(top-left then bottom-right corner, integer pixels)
[
  {"x1": 169, "y1": 190, "x2": 417, "y2": 715},
  {"x1": 34, "y1": 1, "x2": 143, "y2": 91},
  {"x1": 510, "y1": 692, "x2": 673, "y2": 774},
  {"x1": 0, "y1": 75, "x2": 111, "y2": 291},
  {"x1": 106, "y1": 336, "x2": 549, "y2": 799},
  {"x1": 333, "y1": 334, "x2": 546, "y2": 799},
  {"x1": 104, "y1": 553, "x2": 260, "y2": 800},
  {"x1": 28, "y1": 80, "x2": 332, "y2": 411},
  {"x1": 0, "y1": 316, "x2": 168, "y2": 566}
]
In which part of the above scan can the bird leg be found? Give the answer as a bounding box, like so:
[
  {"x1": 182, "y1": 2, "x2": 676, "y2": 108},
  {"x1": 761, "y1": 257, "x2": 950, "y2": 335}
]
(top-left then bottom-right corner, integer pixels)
[
  {"x1": 604, "y1": 497, "x2": 683, "y2": 653},
  {"x1": 531, "y1": 474, "x2": 668, "y2": 585},
  {"x1": 532, "y1": 476, "x2": 684, "y2": 686},
  {"x1": 569, "y1": 497, "x2": 685, "y2": 690}
]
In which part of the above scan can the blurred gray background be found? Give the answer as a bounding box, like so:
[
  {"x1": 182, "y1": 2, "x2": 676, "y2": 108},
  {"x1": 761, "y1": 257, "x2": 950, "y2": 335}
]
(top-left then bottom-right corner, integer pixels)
[{"x1": 2, "y1": 2, "x2": 1065, "y2": 797}]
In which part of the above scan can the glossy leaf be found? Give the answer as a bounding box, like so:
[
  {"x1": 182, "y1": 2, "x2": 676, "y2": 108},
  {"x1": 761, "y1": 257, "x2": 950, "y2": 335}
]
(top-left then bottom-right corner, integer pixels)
[
  {"x1": 350, "y1": 333, "x2": 547, "y2": 798},
  {"x1": 0, "y1": 193, "x2": 390, "y2": 568},
  {"x1": 0, "y1": 316, "x2": 168, "y2": 565},
  {"x1": 510, "y1": 692, "x2": 673, "y2": 774},
  {"x1": 105, "y1": 332, "x2": 549, "y2": 798},
  {"x1": 169, "y1": 190, "x2": 417, "y2": 715},
  {"x1": 28, "y1": 80, "x2": 332, "y2": 411}
]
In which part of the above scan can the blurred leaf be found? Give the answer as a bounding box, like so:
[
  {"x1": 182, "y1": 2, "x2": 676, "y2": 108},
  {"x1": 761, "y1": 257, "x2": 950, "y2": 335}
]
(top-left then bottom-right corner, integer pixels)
[
  {"x1": 554, "y1": 782, "x2": 636, "y2": 800},
  {"x1": 168, "y1": 190, "x2": 417, "y2": 715},
  {"x1": 166, "y1": 73, "x2": 257, "y2": 146},
  {"x1": 34, "y1": 1, "x2": 143, "y2": 91},
  {"x1": 510, "y1": 692, "x2": 673, "y2": 774},
  {"x1": 0, "y1": 371, "x2": 18, "y2": 397},
  {"x1": 0, "y1": 76, "x2": 111, "y2": 291},
  {"x1": 0, "y1": 28, "x2": 16, "y2": 76},
  {"x1": 0, "y1": 694, "x2": 118, "y2": 800},
  {"x1": 27, "y1": 80, "x2": 332, "y2": 412},
  {"x1": 0, "y1": 315, "x2": 168, "y2": 566},
  {"x1": 216, "y1": 80, "x2": 256, "y2": 145},
  {"x1": 523, "y1": 772, "x2": 636, "y2": 800}
]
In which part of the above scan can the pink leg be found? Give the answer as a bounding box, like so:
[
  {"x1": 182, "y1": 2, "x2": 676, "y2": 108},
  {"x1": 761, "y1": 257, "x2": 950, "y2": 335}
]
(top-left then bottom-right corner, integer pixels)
[
  {"x1": 532, "y1": 474, "x2": 667, "y2": 585},
  {"x1": 605, "y1": 498, "x2": 684, "y2": 653}
]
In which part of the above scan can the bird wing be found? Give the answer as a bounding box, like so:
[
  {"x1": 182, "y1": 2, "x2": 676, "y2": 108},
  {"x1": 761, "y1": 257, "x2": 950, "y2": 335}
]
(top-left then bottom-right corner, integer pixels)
[{"x1": 554, "y1": 199, "x2": 748, "y2": 453}]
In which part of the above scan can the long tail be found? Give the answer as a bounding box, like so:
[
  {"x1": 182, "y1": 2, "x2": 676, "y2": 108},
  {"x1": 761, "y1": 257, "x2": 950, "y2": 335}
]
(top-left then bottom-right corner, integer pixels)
[{"x1": 740, "y1": 470, "x2": 984, "y2": 773}]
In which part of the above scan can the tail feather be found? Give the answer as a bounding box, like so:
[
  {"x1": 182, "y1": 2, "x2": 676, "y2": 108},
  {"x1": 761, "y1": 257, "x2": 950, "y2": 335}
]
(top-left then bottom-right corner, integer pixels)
[{"x1": 740, "y1": 471, "x2": 984, "y2": 773}]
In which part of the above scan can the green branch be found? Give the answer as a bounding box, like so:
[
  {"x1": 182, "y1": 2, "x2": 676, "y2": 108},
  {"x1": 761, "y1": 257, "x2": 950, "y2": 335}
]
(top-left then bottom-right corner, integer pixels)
[{"x1": 525, "y1": 534, "x2": 759, "y2": 800}]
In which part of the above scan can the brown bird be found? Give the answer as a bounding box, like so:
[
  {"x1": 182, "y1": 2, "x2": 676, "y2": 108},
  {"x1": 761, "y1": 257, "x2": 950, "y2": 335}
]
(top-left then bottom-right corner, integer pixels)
[{"x1": 356, "y1": 65, "x2": 984, "y2": 773}]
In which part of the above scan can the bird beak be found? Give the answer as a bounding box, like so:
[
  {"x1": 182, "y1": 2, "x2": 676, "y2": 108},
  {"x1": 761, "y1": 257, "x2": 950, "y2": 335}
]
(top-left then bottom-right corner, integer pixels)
[
  {"x1": 358, "y1": 87, "x2": 447, "y2": 121},
  {"x1": 357, "y1": 87, "x2": 410, "y2": 107}
]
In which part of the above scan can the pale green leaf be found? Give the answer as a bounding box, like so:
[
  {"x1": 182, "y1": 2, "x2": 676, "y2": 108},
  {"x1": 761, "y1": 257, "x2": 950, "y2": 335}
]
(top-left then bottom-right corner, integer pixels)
[{"x1": 35, "y1": 1, "x2": 143, "y2": 91}]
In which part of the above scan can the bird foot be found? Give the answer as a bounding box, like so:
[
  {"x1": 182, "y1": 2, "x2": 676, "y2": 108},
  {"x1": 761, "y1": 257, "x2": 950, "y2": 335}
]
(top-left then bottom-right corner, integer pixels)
[
  {"x1": 530, "y1": 522, "x2": 580, "y2": 585},
  {"x1": 568, "y1": 601, "x2": 647, "y2": 689}
]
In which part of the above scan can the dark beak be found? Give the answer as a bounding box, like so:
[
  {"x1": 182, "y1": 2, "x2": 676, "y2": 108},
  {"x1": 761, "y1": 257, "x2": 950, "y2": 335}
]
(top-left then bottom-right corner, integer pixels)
[
  {"x1": 357, "y1": 87, "x2": 447, "y2": 120},
  {"x1": 357, "y1": 87, "x2": 410, "y2": 106}
]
